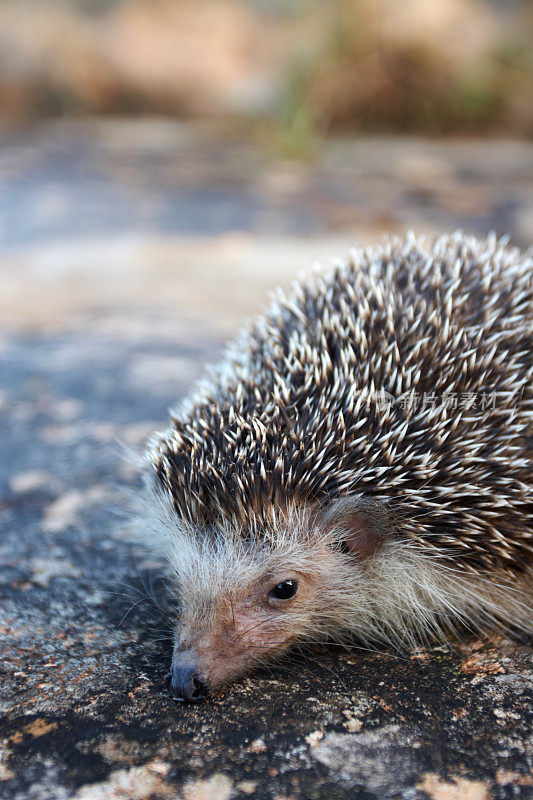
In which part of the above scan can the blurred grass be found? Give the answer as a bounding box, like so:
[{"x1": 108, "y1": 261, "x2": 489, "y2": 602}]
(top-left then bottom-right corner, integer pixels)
[
  {"x1": 0, "y1": 0, "x2": 531, "y2": 147},
  {"x1": 271, "y1": 0, "x2": 532, "y2": 153}
]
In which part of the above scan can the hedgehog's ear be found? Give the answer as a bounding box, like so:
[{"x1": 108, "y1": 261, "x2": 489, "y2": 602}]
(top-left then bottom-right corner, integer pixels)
[{"x1": 317, "y1": 496, "x2": 392, "y2": 559}]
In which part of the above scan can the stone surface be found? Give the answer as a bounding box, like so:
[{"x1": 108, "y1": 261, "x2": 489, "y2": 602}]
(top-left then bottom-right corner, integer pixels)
[{"x1": 0, "y1": 122, "x2": 532, "y2": 799}]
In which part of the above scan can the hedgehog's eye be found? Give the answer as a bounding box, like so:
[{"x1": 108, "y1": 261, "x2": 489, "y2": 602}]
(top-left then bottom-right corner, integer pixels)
[{"x1": 268, "y1": 579, "x2": 299, "y2": 601}]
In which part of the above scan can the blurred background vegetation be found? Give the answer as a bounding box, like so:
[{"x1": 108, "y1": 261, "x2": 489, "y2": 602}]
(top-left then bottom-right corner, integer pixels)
[
  {"x1": 0, "y1": 0, "x2": 531, "y2": 152},
  {"x1": 1, "y1": 0, "x2": 531, "y2": 317}
]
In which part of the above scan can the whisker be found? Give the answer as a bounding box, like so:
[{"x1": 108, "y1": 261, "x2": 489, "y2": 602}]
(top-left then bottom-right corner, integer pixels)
[{"x1": 118, "y1": 597, "x2": 151, "y2": 626}]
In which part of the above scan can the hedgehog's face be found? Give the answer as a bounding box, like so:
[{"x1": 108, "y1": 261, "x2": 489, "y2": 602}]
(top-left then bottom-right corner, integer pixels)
[
  {"x1": 168, "y1": 557, "x2": 347, "y2": 700},
  {"x1": 168, "y1": 565, "x2": 327, "y2": 700},
  {"x1": 165, "y1": 498, "x2": 392, "y2": 700}
]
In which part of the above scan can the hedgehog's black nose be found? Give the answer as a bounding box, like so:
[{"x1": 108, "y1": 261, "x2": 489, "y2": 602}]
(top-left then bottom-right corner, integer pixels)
[{"x1": 165, "y1": 663, "x2": 210, "y2": 702}]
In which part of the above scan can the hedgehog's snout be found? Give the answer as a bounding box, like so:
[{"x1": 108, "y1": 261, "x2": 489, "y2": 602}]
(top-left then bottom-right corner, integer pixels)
[{"x1": 166, "y1": 659, "x2": 210, "y2": 703}]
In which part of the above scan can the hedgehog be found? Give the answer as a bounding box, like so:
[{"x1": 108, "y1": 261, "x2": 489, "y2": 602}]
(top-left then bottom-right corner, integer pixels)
[{"x1": 142, "y1": 231, "x2": 532, "y2": 702}]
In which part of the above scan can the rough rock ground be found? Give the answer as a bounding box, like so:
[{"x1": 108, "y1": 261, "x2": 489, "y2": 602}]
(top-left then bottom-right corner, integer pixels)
[{"x1": 1, "y1": 121, "x2": 532, "y2": 799}]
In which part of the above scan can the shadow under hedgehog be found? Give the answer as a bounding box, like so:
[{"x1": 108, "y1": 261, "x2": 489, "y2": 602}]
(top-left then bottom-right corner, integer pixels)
[{"x1": 139, "y1": 232, "x2": 532, "y2": 701}]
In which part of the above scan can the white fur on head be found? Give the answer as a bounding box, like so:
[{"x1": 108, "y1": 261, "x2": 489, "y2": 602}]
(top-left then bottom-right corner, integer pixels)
[{"x1": 137, "y1": 485, "x2": 533, "y2": 668}]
